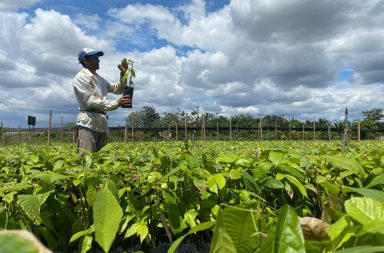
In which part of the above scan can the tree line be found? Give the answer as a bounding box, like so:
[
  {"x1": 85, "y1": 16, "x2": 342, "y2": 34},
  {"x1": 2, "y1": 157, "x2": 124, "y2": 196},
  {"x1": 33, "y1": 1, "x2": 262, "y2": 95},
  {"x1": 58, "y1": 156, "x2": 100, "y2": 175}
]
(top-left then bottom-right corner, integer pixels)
[
  {"x1": 123, "y1": 107, "x2": 384, "y2": 139},
  {"x1": 128, "y1": 106, "x2": 382, "y2": 128}
]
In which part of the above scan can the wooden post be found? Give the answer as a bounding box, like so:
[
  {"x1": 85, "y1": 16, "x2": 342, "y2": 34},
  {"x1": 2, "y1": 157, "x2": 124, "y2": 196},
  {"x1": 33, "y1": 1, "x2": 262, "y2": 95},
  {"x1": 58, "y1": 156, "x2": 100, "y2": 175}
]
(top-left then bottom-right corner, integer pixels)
[
  {"x1": 357, "y1": 120, "x2": 361, "y2": 141},
  {"x1": 60, "y1": 117, "x2": 63, "y2": 144},
  {"x1": 176, "y1": 121, "x2": 178, "y2": 141},
  {"x1": 266, "y1": 119, "x2": 269, "y2": 140},
  {"x1": 0, "y1": 122, "x2": 3, "y2": 145},
  {"x1": 203, "y1": 114, "x2": 206, "y2": 140},
  {"x1": 229, "y1": 117, "x2": 232, "y2": 141},
  {"x1": 18, "y1": 125, "x2": 21, "y2": 145},
  {"x1": 72, "y1": 123, "x2": 76, "y2": 143},
  {"x1": 124, "y1": 116, "x2": 128, "y2": 142},
  {"x1": 131, "y1": 112, "x2": 134, "y2": 142},
  {"x1": 275, "y1": 120, "x2": 278, "y2": 140},
  {"x1": 259, "y1": 117, "x2": 263, "y2": 140},
  {"x1": 184, "y1": 116, "x2": 187, "y2": 140},
  {"x1": 302, "y1": 123, "x2": 305, "y2": 141},
  {"x1": 48, "y1": 110, "x2": 52, "y2": 145},
  {"x1": 288, "y1": 117, "x2": 291, "y2": 140},
  {"x1": 216, "y1": 121, "x2": 219, "y2": 140},
  {"x1": 68, "y1": 122, "x2": 71, "y2": 142},
  {"x1": 200, "y1": 114, "x2": 203, "y2": 141},
  {"x1": 313, "y1": 116, "x2": 316, "y2": 141},
  {"x1": 328, "y1": 125, "x2": 331, "y2": 141}
]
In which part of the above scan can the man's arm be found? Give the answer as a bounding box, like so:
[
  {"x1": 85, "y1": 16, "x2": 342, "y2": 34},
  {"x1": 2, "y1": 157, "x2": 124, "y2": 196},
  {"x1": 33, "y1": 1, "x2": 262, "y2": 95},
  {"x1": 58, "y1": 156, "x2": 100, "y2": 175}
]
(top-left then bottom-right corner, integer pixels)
[{"x1": 73, "y1": 74, "x2": 119, "y2": 111}]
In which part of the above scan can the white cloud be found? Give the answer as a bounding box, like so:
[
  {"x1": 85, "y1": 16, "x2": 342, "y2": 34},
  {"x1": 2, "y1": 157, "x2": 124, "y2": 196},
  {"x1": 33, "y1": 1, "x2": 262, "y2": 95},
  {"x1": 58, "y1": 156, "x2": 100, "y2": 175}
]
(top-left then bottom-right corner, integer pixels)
[
  {"x1": 0, "y1": 0, "x2": 43, "y2": 10},
  {"x1": 73, "y1": 13, "x2": 101, "y2": 31},
  {"x1": 2, "y1": 0, "x2": 384, "y2": 128}
]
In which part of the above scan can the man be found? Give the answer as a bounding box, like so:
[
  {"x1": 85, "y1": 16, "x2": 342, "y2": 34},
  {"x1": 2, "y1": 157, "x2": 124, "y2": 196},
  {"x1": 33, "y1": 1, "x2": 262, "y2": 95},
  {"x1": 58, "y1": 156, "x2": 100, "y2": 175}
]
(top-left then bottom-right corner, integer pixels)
[{"x1": 73, "y1": 47, "x2": 131, "y2": 154}]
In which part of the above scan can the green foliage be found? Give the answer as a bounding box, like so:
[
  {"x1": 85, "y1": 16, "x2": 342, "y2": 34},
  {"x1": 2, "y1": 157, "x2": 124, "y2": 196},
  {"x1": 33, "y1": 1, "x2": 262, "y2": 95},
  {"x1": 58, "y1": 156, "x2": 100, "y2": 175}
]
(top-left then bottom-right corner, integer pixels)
[
  {"x1": 0, "y1": 140, "x2": 384, "y2": 252},
  {"x1": 0, "y1": 233, "x2": 38, "y2": 253},
  {"x1": 210, "y1": 205, "x2": 260, "y2": 253},
  {"x1": 93, "y1": 186, "x2": 123, "y2": 252}
]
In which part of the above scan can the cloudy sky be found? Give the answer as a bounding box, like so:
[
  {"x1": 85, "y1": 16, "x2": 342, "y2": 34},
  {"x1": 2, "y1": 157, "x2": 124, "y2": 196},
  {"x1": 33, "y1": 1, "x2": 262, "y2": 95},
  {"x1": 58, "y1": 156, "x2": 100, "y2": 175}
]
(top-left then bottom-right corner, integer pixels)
[{"x1": 1, "y1": 0, "x2": 384, "y2": 128}]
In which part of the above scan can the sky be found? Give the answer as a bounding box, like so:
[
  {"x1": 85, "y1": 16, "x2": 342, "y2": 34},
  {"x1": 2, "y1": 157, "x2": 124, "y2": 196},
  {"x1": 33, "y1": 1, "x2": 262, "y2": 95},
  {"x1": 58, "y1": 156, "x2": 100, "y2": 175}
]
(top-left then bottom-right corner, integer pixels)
[{"x1": 1, "y1": 0, "x2": 384, "y2": 128}]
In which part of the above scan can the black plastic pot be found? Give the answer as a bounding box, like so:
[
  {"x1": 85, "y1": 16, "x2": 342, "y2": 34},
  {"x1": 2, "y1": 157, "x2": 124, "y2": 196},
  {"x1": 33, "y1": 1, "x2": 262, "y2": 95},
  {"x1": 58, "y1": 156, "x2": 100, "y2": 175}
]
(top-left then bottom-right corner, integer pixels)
[{"x1": 123, "y1": 86, "x2": 134, "y2": 108}]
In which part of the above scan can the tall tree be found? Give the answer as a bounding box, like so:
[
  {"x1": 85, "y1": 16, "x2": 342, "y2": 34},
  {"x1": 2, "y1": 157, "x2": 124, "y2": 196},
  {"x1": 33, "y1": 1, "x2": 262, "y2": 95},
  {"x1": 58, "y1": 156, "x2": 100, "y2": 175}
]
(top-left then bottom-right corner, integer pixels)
[
  {"x1": 362, "y1": 108, "x2": 383, "y2": 122},
  {"x1": 130, "y1": 106, "x2": 160, "y2": 127}
]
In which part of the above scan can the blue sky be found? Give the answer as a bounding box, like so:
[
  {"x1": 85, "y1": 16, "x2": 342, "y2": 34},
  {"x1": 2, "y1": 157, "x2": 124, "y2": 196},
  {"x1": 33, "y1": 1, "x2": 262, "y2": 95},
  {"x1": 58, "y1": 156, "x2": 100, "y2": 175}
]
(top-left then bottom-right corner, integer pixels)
[{"x1": 1, "y1": 0, "x2": 384, "y2": 128}]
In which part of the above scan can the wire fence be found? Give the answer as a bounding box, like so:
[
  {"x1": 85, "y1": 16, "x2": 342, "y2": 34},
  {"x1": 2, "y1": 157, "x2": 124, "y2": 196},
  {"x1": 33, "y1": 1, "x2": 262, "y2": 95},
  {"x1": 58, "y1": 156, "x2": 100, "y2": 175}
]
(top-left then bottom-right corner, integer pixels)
[
  {"x1": 1, "y1": 122, "x2": 383, "y2": 146},
  {"x1": 1, "y1": 109, "x2": 383, "y2": 146}
]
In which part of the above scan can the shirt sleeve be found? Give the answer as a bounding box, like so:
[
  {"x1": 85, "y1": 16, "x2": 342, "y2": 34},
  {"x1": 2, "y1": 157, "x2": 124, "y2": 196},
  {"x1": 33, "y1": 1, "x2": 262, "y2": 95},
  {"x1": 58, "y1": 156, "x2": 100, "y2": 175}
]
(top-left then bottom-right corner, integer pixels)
[
  {"x1": 73, "y1": 73, "x2": 119, "y2": 111},
  {"x1": 105, "y1": 76, "x2": 124, "y2": 94}
]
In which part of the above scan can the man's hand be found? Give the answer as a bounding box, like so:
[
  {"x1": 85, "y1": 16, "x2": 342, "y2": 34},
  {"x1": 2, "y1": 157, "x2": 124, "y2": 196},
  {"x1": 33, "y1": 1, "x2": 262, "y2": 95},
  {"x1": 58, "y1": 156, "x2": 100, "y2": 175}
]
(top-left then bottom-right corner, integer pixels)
[{"x1": 117, "y1": 95, "x2": 132, "y2": 107}]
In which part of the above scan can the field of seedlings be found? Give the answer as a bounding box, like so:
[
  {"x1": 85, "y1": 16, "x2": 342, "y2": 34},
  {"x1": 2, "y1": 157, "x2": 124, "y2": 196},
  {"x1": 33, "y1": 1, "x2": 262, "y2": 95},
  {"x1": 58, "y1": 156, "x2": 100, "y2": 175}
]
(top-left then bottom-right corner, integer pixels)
[{"x1": 1, "y1": 140, "x2": 384, "y2": 253}]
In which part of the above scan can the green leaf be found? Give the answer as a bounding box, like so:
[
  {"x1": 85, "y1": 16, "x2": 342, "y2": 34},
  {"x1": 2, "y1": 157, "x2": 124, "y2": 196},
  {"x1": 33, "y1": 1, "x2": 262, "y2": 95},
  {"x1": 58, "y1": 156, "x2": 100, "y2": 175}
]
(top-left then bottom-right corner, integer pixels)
[
  {"x1": 264, "y1": 178, "x2": 284, "y2": 189},
  {"x1": 136, "y1": 223, "x2": 149, "y2": 243},
  {"x1": 184, "y1": 209, "x2": 198, "y2": 228},
  {"x1": 325, "y1": 155, "x2": 364, "y2": 176},
  {"x1": 216, "y1": 153, "x2": 239, "y2": 163},
  {"x1": 0, "y1": 233, "x2": 39, "y2": 253},
  {"x1": 345, "y1": 197, "x2": 384, "y2": 225},
  {"x1": 316, "y1": 175, "x2": 340, "y2": 195},
  {"x1": 235, "y1": 159, "x2": 252, "y2": 168},
  {"x1": 366, "y1": 174, "x2": 384, "y2": 188},
  {"x1": 344, "y1": 187, "x2": 384, "y2": 202},
  {"x1": 168, "y1": 204, "x2": 187, "y2": 234},
  {"x1": 285, "y1": 175, "x2": 307, "y2": 198},
  {"x1": 326, "y1": 215, "x2": 354, "y2": 250},
  {"x1": 229, "y1": 169, "x2": 242, "y2": 180},
  {"x1": 78, "y1": 235, "x2": 93, "y2": 253},
  {"x1": 335, "y1": 246, "x2": 384, "y2": 253},
  {"x1": 167, "y1": 221, "x2": 215, "y2": 253},
  {"x1": 274, "y1": 205, "x2": 305, "y2": 253},
  {"x1": 70, "y1": 226, "x2": 94, "y2": 243},
  {"x1": 269, "y1": 151, "x2": 284, "y2": 165},
  {"x1": 31, "y1": 155, "x2": 39, "y2": 164},
  {"x1": 93, "y1": 186, "x2": 123, "y2": 253},
  {"x1": 208, "y1": 174, "x2": 226, "y2": 193},
  {"x1": 210, "y1": 205, "x2": 260, "y2": 253},
  {"x1": 124, "y1": 222, "x2": 149, "y2": 243},
  {"x1": 361, "y1": 218, "x2": 384, "y2": 235},
  {"x1": 18, "y1": 195, "x2": 41, "y2": 224}
]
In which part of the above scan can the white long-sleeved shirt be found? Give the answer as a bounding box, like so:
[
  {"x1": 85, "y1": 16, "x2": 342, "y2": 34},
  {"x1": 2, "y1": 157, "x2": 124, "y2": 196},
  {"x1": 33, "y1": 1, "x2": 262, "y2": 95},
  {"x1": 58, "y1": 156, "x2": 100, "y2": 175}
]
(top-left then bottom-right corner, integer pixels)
[{"x1": 73, "y1": 68, "x2": 123, "y2": 132}]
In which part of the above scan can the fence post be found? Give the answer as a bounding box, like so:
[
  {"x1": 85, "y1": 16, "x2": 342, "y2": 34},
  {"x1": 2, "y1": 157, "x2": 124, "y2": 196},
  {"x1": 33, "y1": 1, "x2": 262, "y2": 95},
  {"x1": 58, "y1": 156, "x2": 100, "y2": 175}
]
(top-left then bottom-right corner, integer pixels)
[
  {"x1": 259, "y1": 117, "x2": 263, "y2": 140},
  {"x1": 0, "y1": 122, "x2": 3, "y2": 145},
  {"x1": 313, "y1": 116, "x2": 316, "y2": 141},
  {"x1": 357, "y1": 120, "x2": 360, "y2": 141},
  {"x1": 60, "y1": 117, "x2": 63, "y2": 144},
  {"x1": 72, "y1": 123, "x2": 76, "y2": 143},
  {"x1": 203, "y1": 114, "x2": 206, "y2": 140},
  {"x1": 131, "y1": 112, "x2": 134, "y2": 142},
  {"x1": 275, "y1": 120, "x2": 278, "y2": 140},
  {"x1": 124, "y1": 116, "x2": 128, "y2": 142},
  {"x1": 68, "y1": 122, "x2": 71, "y2": 143},
  {"x1": 184, "y1": 116, "x2": 187, "y2": 140},
  {"x1": 216, "y1": 121, "x2": 219, "y2": 140},
  {"x1": 48, "y1": 110, "x2": 52, "y2": 145},
  {"x1": 18, "y1": 125, "x2": 21, "y2": 145},
  {"x1": 288, "y1": 117, "x2": 291, "y2": 140},
  {"x1": 328, "y1": 125, "x2": 331, "y2": 141},
  {"x1": 176, "y1": 121, "x2": 178, "y2": 141},
  {"x1": 229, "y1": 117, "x2": 232, "y2": 141},
  {"x1": 302, "y1": 123, "x2": 305, "y2": 141}
]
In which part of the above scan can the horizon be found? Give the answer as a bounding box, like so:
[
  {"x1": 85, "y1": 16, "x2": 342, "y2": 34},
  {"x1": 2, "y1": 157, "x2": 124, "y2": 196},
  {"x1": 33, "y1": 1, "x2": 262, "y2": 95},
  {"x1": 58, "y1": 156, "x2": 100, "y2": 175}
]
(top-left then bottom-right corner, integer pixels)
[{"x1": 1, "y1": 0, "x2": 384, "y2": 128}]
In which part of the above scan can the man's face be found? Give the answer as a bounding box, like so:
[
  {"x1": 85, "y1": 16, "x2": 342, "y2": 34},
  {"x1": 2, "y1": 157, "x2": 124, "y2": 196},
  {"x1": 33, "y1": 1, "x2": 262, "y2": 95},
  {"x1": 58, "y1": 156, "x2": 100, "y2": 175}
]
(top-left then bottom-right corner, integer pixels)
[{"x1": 83, "y1": 55, "x2": 100, "y2": 71}]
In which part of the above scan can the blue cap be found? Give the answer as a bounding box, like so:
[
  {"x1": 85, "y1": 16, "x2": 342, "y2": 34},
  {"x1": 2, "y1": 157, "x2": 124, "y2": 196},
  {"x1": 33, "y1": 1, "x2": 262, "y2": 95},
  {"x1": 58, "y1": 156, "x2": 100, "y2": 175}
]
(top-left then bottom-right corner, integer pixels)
[{"x1": 78, "y1": 48, "x2": 104, "y2": 63}]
